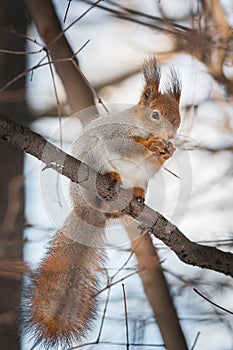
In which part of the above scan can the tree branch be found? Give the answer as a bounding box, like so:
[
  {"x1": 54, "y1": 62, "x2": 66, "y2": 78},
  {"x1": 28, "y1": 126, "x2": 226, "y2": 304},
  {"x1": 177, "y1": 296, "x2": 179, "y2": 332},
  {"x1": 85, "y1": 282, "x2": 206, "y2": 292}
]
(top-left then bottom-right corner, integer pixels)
[
  {"x1": 83, "y1": 0, "x2": 233, "y2": 95},
  {"x1": 1, "y1": 112, "x2": 233, "y2": 277}
]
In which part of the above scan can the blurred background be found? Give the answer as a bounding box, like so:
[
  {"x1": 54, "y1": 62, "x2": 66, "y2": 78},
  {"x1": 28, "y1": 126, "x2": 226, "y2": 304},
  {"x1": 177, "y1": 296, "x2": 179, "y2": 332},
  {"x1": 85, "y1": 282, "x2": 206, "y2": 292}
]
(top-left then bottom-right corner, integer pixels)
[{"x1": 0, "y1": 0, "x2": 233, "y2": 349}]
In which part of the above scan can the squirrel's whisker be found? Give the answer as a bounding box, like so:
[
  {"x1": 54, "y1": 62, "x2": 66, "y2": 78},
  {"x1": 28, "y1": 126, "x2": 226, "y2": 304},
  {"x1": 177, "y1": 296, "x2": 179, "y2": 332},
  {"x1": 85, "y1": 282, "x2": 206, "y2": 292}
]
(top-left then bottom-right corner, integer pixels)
[{"x1": 162, "y1": 166, "x2": 181, "y2": 179}]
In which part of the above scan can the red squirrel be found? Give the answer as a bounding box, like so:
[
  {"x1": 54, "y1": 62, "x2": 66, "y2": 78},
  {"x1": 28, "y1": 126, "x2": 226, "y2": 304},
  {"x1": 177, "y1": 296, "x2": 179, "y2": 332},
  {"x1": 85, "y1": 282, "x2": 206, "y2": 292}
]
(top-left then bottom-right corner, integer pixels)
[{"x1": 22, "y1": 57, "x2": 181, "y2": 349}]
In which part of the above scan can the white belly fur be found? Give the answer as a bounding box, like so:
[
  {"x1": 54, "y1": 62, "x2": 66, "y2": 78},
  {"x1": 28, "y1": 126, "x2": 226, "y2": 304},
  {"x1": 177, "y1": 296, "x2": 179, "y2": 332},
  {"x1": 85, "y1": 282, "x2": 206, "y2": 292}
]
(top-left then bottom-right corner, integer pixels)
[{"x1": 107, "y1": 153, "x2": 158, "y2": 190}]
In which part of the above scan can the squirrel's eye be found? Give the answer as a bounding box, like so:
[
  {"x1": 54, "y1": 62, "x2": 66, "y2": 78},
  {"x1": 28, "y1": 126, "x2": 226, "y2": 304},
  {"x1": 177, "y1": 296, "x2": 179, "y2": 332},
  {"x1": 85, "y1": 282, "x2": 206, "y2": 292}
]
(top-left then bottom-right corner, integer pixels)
[{"x1": 152, "y1": 111, "x2": 160, "y2": 120}]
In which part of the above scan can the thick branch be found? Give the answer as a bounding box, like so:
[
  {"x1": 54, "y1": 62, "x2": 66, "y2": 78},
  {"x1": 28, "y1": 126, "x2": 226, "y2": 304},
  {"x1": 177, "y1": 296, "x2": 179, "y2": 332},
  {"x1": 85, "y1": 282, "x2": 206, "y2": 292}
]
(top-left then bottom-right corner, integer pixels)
[{"x1": 1, "y1": 112, "x2": 233, "y2": 277}]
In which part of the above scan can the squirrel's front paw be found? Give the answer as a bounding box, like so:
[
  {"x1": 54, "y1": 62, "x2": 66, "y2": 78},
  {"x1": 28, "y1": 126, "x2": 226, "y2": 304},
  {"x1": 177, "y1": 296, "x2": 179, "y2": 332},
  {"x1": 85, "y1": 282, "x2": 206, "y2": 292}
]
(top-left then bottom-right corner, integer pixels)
[
  {"x1": 148, "y1": 137, "x2": 175, "y2": 160},
  {"x1": 133, "y1": 136, "x2": 175, "y2": 161},
  {"x1": 147, "y1": 137, "x2": 165, "y2": 155}
]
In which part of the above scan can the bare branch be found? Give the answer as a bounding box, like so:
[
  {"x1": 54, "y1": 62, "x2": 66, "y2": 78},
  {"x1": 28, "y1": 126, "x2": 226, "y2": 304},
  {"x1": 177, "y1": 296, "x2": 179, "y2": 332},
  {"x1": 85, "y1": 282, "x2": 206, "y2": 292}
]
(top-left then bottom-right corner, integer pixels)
[
  {"x1": 81, "y1": 0, "x2": 233, "y2": 95},
  {"x1": 1, "y1": 113, "x2": 233, "y2": 277},
  {"x1": 63, "y1": 0, "x2": 73, "y2": 24},
  {"x1": 194, "y1": 288, "x2": 233, "y2": 314},
  {"x1": 122, "y1": 284, "x2": 129, "y2": 350},
  {"x1": 190, "y1": 332, "x2": 201, "y2": 350},
  {"x1": 81, "y1": 0, "x2": 190, "y2": 37}
]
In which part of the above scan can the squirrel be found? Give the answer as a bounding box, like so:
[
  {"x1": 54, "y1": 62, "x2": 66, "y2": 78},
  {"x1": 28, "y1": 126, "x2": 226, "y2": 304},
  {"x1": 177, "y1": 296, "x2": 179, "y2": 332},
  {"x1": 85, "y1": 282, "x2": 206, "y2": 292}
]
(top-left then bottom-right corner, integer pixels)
[{"x1": 22, "y1": 57, "x2": 181, "y2": 349}]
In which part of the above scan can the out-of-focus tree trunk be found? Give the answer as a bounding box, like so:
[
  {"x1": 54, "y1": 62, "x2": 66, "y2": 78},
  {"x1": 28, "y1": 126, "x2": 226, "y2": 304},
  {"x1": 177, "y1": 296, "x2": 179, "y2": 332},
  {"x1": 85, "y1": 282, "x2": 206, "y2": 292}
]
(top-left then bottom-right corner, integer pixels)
[
  {"x1": 0, "y1": 0, "x2": 29, "y2": 348},
  {"x1": 126, "y1": 221, "x2": 188, "y2": 350}
]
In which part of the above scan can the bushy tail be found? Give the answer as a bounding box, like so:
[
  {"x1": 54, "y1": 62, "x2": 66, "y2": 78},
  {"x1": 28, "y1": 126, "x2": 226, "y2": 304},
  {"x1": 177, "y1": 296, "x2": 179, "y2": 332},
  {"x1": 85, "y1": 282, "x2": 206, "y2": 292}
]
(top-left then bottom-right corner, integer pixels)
[{"x1": 22, "y1": 222, "x2": 105, "y2": 349}]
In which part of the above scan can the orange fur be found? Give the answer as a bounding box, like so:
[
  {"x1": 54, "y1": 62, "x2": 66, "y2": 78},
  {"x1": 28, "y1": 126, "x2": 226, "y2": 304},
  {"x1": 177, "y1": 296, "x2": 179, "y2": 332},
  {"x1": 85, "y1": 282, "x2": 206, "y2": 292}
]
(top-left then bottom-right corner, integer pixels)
[{"x1": 22, "y1": 231, "x2": 104, "y2": 349}]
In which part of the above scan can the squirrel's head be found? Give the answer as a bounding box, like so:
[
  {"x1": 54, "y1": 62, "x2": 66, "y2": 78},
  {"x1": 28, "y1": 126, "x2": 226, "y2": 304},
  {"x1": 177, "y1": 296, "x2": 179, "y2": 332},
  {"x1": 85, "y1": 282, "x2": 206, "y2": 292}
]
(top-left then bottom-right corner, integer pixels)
[{"x1": 136, "y1": 57, "x2": 181, "y2": 140}]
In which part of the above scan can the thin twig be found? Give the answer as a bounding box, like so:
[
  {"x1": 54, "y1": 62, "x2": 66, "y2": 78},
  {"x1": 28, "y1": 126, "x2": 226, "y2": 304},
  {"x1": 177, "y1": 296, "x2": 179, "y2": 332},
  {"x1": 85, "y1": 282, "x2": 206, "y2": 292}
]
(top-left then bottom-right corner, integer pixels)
[
  {"x1": 70, "y1": 54, "x2": 109, "y2": 112},
  {"x1": 194, "y1": 288, "x2": 233, "y2": 315},
  {"x1": 81, "y1": 0, "x2": 190, "y2": 37},
  {"x1": 96, "y1": 269, "x2": 140, "y2": 297},
  {"x1": 0, "y1": 26, "x2": 44, "y2": 47},
  {"x1": 0, "y1": 48, "x2": 43, "y2": 55},
  {"x1": 46, "y1": 50, "x2": 63, "y2": 148},
  {"x1": 190, "y1": 332, "x2": 201, "y2": 350},
  {"x1": 71, "y1": 340, "x2": 164, "y2": 349},
  {"x1": 122, "y1": 284, "x2": 130, "y2": 350},
  {"x1": 47, "y1": 0, "x2": 103, "y2": 49},
  {"x1": 63, "y1": 0, "x2": 73, "y2": 23},
  {"x1": 46, "y1": 50, "x2": 64, "y2": 208},
  {"x1": 96, "y1": 280, "x2": 111, "y2": 343},
  {"x1": 0, "y1": 44, "x2": 89, "y2": 96},
  {"x1": 111, "y1": 233, "x2": 146, "y2": 280},
  {"x1": 0, "y1": 52, "x2": 48, "y2": 93}
]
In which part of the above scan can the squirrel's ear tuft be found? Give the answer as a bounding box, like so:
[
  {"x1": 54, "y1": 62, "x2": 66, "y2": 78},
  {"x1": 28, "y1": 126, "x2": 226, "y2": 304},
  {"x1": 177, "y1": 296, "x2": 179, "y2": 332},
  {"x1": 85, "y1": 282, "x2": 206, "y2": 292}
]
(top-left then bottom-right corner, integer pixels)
[
  {"x1": 143, "y1": 57, "x2": 161, "y2": 94},
  {"x1": 166, "y1": 66, "x2": 182, "y2": 103}
]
